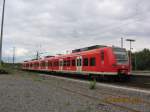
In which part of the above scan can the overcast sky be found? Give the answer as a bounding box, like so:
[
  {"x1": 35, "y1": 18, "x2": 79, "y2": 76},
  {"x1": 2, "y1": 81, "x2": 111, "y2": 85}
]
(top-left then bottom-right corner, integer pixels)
[{"x1": 0, "y1": 0, "x2": 150, "y2": 62}]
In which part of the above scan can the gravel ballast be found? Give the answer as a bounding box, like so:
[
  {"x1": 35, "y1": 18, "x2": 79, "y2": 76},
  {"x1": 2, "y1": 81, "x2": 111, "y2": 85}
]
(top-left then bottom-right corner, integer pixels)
[{"x1": 0, "y1": 73, "x2": 149, "y2": 112}]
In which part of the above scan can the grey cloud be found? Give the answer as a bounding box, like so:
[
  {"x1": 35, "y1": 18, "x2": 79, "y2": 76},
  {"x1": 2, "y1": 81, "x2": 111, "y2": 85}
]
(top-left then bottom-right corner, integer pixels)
[{"x1": 0, "y1": 0, "x2": 150, "y2": 62}]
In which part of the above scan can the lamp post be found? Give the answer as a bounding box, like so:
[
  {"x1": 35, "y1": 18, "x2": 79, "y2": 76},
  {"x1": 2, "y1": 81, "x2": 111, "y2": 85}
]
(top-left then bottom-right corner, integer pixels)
[
  {"x1": 121, "y1": 37, "x2": 123, "y2": 48},
  {"x1": 134, "y1": 53, "x2": 137, "y2": 70},
  {"x1": 13, "y1": 47, "x2": 16, "y2": 64},
  {"x1": 0, "y1": 0, "x2": 6, "y2": 66},
  {"x1": 126, "y1": 39, "x2": 135, "y2": 72}
]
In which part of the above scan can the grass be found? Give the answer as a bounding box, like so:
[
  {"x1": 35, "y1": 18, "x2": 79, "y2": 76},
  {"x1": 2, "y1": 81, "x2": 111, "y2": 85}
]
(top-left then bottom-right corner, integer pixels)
[
  {"x1": 0, "y1": 63, "x2": 43, "y2": 82},
  {"x1": 89, "y1": 79, "x2": 96, "y2": 90},
  {"x1": 0, "y1": 65, "x2": 12, "y2": 74},
  {"x1": 0, "y1": 63, "x2": 22, "y2": 74}
]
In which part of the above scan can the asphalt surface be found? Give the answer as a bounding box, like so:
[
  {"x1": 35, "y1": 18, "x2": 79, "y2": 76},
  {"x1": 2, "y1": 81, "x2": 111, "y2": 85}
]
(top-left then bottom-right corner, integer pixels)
[{"x1": 0, "y1": 73, "x2": 149, "y2": 112}]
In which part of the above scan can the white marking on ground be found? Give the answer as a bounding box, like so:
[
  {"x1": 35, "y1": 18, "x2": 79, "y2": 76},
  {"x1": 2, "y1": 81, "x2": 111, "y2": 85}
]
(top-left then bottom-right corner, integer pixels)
[{"x1": 40, "y1": 74, "x2": 150, "y2": 94}]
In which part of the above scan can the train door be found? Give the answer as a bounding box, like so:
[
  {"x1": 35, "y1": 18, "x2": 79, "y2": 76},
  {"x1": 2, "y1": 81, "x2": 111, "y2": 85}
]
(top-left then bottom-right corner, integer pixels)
[
  {"x1": 59, "y1": 59, "x2": 63, "y2": 71},
  {"x1": 46, "y1": 60, "x2": 48, "y2": 70},
  {"x1": 76, "y1": 56, "x2": 82, "y2": 72}
]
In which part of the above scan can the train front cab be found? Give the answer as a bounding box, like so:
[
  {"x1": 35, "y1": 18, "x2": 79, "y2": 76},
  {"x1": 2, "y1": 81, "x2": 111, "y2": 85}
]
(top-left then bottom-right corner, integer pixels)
[{"x1": 111, "y1": 47, "x2": 130, "y2": 80}]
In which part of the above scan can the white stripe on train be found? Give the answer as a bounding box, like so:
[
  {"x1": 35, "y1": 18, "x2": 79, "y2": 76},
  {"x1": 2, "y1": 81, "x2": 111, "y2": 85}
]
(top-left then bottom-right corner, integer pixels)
[{"x1": 24, "y1": 68, "x2": 120, "y2": 75}]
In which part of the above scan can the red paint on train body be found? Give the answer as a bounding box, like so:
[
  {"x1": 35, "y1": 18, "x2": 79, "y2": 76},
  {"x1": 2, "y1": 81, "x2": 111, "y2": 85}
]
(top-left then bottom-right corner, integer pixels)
[{"x1": 22, "y1": 45, "x2": 130, "y2": 76}]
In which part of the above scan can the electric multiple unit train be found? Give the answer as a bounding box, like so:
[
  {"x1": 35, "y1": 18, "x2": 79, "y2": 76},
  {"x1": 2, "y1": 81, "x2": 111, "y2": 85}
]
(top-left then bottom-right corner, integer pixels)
[{"x1": 22, "y1": 45, "x2": 130, "y2": 79}]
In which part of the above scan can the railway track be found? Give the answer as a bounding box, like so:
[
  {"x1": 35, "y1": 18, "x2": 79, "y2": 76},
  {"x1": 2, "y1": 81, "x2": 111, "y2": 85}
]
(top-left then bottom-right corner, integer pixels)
[{"x1": 25, "y1": 69, "x2": 150, "y2": 90}]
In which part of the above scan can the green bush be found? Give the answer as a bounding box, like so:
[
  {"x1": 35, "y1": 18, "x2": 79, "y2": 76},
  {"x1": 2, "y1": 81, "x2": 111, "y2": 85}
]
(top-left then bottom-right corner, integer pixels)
[{"x1": 89, "y1": 79, "x2": 96, "y2": 90}]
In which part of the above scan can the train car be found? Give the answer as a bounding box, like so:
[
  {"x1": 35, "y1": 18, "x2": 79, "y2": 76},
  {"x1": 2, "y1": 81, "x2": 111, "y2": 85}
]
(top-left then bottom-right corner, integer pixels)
[{"x1": 22, "y1": 45, "x2": 130, "y2": 79}]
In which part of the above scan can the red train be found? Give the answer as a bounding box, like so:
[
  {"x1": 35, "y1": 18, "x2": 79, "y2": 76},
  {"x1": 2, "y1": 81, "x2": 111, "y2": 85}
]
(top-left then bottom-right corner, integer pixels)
[{"x1": 22, "y1": 45, "x2": 130, "y2": 79}]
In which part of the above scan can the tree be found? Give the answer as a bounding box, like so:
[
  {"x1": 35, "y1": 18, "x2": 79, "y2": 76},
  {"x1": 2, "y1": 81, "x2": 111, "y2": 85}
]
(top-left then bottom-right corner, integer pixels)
[{"x1": 132, "y1": 49, "x2": 150, "y2": 70}]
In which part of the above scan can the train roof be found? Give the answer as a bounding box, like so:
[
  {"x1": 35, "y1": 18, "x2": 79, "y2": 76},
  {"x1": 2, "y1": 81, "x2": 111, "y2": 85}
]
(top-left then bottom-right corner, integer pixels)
[{"x1": 72, "y1": 45, "x2": 106, "y2": 53}]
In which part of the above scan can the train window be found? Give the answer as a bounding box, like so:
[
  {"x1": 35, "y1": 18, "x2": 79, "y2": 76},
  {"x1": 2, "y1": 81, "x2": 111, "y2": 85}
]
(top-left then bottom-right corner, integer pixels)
[
  {"x1": 77, "y1": 59, "x2": 79, "y2": 66},
  {"x1": 36, "y1": 63, "x2": 39, "y2": 67},
  {"x1": 65, "y1": 60, "x2": 67, "y2": 66},
  {"x1": 55, "y1": 61, "x2": 58, "y2": 66},
  {"x1": 45, "y1": 61, "x2": 48, "y2": 67},
  {"x1": 67, "y1": 60, "x2": 70, "y2": 66},
  {"x1": 77, "y1": 59, "x2": 82, "y2": 66},
  {"x1": 79, "y1": 59, "x2": 82, "y2": 66},
  {"x1": 83, "y1": 58, "x2": 88, "y2": 66},
  {"x1": 54, "y1": 61, "x2": 59, "y2": 66},
  {"x1": 63, "y1": 60, "x2": 66, "y2": 66},
  {"x1": 90, "y1": 57, "x2": 96, "y2": 66},
  {"x1": 72, "y1": 59, "x2": 75, "y2": 66},
  {"x1": 66, "y1": 61, "x2": 68, "y2": 66},
  {"x1": 54, "y1": 62, "x2": 56, "y2": 66},
  {"x1": 34, "y1": 63, "x2": 36, "y2": 67},
  {"x1": 48, "y1": 61, "x2": 52, "y2": 66},
  {"x1": 40, "y1": 63, "x2": 42, "y2": 67},
  {"x1": 30, "y1": 63, "x2": 32, "y2": 67},
  {"x1": 41, "y1": 62, "x2": 44, "y2": 67},
  {"x1": 57, "y1": 61, "x2": 59, "y2": 66},
  {"x1": 42, "y1": 62, "x2": 46, "y2": 67},
  {"x1": 101, "y1": 50, "x2": 104, "y2": 61},
  {"x1": 113, "y1": 48, "x2": 128, "y2": 64}
]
